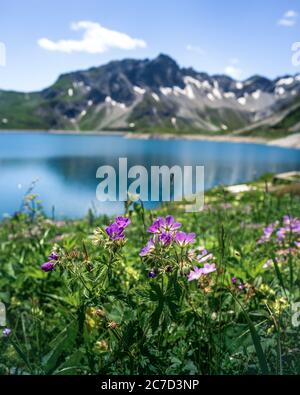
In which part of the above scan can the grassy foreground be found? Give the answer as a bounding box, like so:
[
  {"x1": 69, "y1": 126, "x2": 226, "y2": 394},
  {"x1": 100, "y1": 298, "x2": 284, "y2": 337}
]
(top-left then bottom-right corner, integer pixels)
[{"x1": 0, "y1": 177, "x2": 299, "y2": 375}]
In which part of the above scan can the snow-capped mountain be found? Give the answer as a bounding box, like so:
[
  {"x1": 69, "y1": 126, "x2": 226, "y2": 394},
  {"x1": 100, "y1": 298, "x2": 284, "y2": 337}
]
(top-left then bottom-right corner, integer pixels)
[{"x1": 1, "y1": 54, "x2": 300, "y2": 134}]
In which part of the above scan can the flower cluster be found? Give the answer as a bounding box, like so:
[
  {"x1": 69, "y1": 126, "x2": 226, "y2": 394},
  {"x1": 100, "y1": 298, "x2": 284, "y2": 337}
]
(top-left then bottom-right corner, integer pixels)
[
  {"x1": 140, "y1": 215, "x2": 196, "y2": 256},
  {"x1": 257, "y1": 215, "x2": 300, "y2": 246},
  {"x1": 188, "y1": 263, "x2": 217, "y2": 281},
  {"x1": 257, "y1": 222, "x2": 278, "y2": 244},
  {"x1": 105, "y1": 216, "x2": 131, "y2": 241},
  {"x1": 41, "y1": 251, "x2": 59, "y2": 272},
  {"x1": 91, "y1": 216, "x2": 131, "y2": 248},
  {"x1": 187, "y1": 246, "x2": 217, "y2": 282},
  {"x1": 140, "y1": 216, "x2": 217, "y2": 283},
  {"x1": 277, "y1": 215, "x2": 300, "y2": 242}
]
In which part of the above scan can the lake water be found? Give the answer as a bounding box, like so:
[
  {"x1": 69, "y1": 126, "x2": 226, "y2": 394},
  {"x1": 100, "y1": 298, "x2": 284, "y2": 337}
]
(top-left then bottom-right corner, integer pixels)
[{"x1": 0, "y1": 131, "x2": 299, "y2": 219}]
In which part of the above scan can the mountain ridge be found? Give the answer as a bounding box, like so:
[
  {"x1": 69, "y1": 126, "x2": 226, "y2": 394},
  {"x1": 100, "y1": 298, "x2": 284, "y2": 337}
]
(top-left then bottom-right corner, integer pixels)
[{"x1": 1, "y1": 53, "x2": 300, "y2": 136}]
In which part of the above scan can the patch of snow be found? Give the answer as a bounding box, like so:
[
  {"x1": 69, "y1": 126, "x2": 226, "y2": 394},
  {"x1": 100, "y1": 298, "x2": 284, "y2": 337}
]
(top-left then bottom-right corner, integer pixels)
[
  {"x1": 129, "y1": 123, "x2": 135, "y2": 128},
  {"x1": 134, "y1": 86, "x2": 146, "y2": 95},
  {"x1": 185, "y1": 85, "x2": 195, "y2": 99},
  {"x1": 237, "y1": 97, "x2": 246, "y2": 106},
  {"x1": 173, "y1": 86, "x2": 186, "y2": 96},
  {"x1": 160, "y1": 87, "x2": 173, "y2": 96},
  {"x1": 224, "y1": 92, "x2": 236, "y2": 99},
  {"x1": 252, "y1": 90, "x2": 261, "y2": 100},
  {"x1": 295, "y1": 75, "x2": 300, "y2": 81},
  {"x1": 68, "y1": 88, "x2": 74, "y2": 97},
  {"x1": 171, "y1": 117, "x2": 177, "y2": 127},
  {"x1": 183, "y1": 76, "x2": 201, "y2": 88},
  {"x1": 80, "y1": 110, "x2": 87, "y2": 117},
  {"x1": 207, "y1": 93, "x2": 215, "y2": 101},
  {"x1": 105, "y1": 96, "x2": 116, "y2": 106},
  {"x1": 2, "y1": 118, "x2": 8, "y2": 124},
  {"x1": 275, "y1": 87, "x2": 285, "y2": 96},
  {"x1": 87, "y1": 100, "x2": 93, "y2": 106},
  {"x1": 276, "y1": 77, "x2": 294, "y2": 86},
  {"x1": 236, "y1": 82, "x2": 243, "y2": 90},
  {"x1": 213, "y1": 80, "x2": 219, "y2": 89},
  {"x1": 212, "y1": 88, "x2": 222, "y2": 100},
  {"x1": 105, "y1": 96, "x2": 126, "y2": 109},
  {"x1": 221, "y1": 124, "x2": 228, "y2": 130},
  {"x1": 151, "y1": 92, "x2": 160, "y2": 102},
  {"x1": 202, "y1": 80, "x2": 212, "y2": 89}
]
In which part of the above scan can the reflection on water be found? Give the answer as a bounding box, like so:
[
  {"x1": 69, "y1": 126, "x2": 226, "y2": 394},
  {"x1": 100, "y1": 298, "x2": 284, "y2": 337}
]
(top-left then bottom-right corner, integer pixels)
[{"x1": 0, "y1": 132, "x2": 299, "y2": 218}]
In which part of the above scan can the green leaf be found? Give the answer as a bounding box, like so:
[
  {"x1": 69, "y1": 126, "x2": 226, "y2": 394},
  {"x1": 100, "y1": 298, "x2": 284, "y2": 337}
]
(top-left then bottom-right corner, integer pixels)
[
  {"x1": 230, "y1": 291, "x2": 269, "y2": 374},
  {"x1": 151, "y1": 302, "x2": 164, "y2": 333},
  {"x1": 42, "y1": 321, "x2": 78, "y2": 374}
]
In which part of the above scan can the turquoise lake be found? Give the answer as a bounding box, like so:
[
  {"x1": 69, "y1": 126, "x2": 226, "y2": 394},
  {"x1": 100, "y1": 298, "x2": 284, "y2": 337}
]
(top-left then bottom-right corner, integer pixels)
[{"x1": 0, "y1": 131, "x2": 299, "y2": 219}]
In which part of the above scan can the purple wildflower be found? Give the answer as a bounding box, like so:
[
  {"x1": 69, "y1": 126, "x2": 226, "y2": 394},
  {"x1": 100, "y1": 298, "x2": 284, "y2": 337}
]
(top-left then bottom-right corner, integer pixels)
[
  {"x1": 175, "y1": 231, "x2": 196, "y2": 247},
  {"x1": 188, "y1": 263, "x2": 217, "y2": 281},
  {"x1": 139, "y1": 239, "x2": 155, "y2": 257},
  {"x1": 115, "y1": 216, "x2": 131, "y2": 229},
  {"x1": 148, "y1": 269, "x2": 157, "y2": 278},
  {"x1": 283, "y1": 215, "x2": 300, "y2": 234},
  {"x1": 48, "y1": 251, "x2": 59, "y2": 261},
  {"x1": 257, "y1": 224, "x2": 275, "y2": 244},
  {"x1": 41, "y1": 261, "x2": 55, "y2": 272},
  {"x1": 283, "y1": 215, "x2": 292, "y2": 227},
  {"x1": 188, "y1": 267, "x2": 204, "y2": 282},
  {"x1": 148, "y1": 217, "x2": 165, "y2": 234},
  {"x1": 162, "y1": 215, "x2": 182, "y2": 233},
  {"x1": 238, "y1": 283, "x2": 246, "y2": 290},
  {"x1": 157, "y1": 232, "x2": 173, "y2": 246},
  {"x1": 2, "y1": 328, "x2": 11, "y2": 337},
  {"x1": 231, "y1": 277, "x2": 237, "y2": 284},
  {"x1": 263, "y1": 259, "x2": 273, "y2": 269},
  {"x1": 148, "y1": 216, "x2": 181, "y2": 235},
  {"x1": 276, "y1": 228, "x2": 286, "y2": 242},
  {"x1": 106, "y1": 223, "x2": 125, "y2": 240},
  {"x1": 105, "y1": 216, "x2": 131, "y2": 241},
  {"x1": 196, "y1": 246, "x2": 208, "y2": 258},
  {"x1": 197, "y1": 253, "x2": 214, "y2": 263},
  {"x1": 201, "y1": 263, "x2": 217, "y2": 274}
]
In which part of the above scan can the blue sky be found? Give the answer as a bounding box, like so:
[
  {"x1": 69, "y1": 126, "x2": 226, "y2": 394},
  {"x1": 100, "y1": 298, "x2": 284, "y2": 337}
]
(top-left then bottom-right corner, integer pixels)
[{"x1": 0, "y1": 0, "x2": 300, "y2": 91}]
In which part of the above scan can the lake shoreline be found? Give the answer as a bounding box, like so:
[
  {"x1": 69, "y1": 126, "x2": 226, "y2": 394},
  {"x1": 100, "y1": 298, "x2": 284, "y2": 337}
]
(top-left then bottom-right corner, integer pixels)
[{"x1": 0, "y1": 128, "x2": 300, "y2": 149}]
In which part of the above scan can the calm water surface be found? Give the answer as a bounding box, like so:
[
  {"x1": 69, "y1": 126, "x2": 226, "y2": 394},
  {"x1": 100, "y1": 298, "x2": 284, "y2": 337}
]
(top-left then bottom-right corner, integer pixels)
[{"x1": 0, "y1": 131, "x2": 299, "y2": 218}]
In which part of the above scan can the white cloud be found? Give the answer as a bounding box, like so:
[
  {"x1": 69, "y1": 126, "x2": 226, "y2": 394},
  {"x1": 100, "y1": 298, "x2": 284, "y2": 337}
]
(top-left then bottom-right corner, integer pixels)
[
  {"x1": 224, "y1": 58, "x2": 243, "y2": 80},
  {"x1": 278, "y1": 10, "x2": 298, "y2": 27},
  {"x1": 284, "y1": 10, "x2": 298, "y2": 18},
  {"x1": 186, "y1": 44, "x2": 205, "y2": 55},
  {"x1": 38, "y1": 21, "x2": 147, "y2": 54},
  {"x1": 225, "y1": 66, "x2": 243, "y2": 80},
  {"x1": 279, "y1": 18, "x2": 296, "y2": 27}
]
